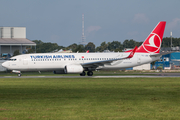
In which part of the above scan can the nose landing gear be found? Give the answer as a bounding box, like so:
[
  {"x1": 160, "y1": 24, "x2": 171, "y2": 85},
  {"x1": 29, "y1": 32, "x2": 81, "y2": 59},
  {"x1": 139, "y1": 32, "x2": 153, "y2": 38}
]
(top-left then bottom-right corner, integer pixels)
[
  {"x1": 12, "y1": 70, "x2": 21, "y2": 77},
  {"x1": 18, "y1": 73, "x2": 21, "y2": 77}
]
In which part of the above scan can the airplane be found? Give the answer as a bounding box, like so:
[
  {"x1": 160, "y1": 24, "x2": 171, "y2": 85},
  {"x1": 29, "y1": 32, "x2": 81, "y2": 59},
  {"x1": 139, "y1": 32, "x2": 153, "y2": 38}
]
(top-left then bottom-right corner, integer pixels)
[{"x1": 2, "y1": 21, "x2": 166, "y2": 77}]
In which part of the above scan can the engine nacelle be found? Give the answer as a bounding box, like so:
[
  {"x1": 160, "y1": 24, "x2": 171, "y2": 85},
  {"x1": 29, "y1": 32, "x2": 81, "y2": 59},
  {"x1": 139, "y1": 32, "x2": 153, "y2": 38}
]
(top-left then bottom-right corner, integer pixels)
[
  {"x1": 53, "y1": 70, "x2": 65, "y2": 74},
  {"x1": 64, "y1": 65, "x2": 83, "y2": 73}
]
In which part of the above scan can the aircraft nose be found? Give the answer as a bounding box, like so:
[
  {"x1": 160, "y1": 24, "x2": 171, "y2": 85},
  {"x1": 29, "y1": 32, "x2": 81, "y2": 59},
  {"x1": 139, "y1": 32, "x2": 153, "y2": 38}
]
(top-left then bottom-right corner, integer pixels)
[{"x1": 2, "y1": 61, "x2": 8, "y2": 68}]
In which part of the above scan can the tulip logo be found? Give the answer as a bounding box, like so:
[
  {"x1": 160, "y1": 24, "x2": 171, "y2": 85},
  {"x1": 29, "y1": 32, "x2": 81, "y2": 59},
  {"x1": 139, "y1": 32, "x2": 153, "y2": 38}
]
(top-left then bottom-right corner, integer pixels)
[{"x1": 142, "y1": 33, "x2": 161, "y2": 53}]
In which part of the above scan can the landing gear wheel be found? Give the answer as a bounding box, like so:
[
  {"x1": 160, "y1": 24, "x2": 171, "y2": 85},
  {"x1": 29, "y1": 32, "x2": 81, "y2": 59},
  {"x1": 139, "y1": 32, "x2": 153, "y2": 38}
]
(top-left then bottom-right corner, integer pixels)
[
  {"x1": 87, "y1": 71, "x2": 93, "y2": 76},
  {"x1": 80, "y1": 71, "x2": 86, "y2": 76},
  {"x1": 18, "y1": 73, "x2": 21, "y2": 77}
]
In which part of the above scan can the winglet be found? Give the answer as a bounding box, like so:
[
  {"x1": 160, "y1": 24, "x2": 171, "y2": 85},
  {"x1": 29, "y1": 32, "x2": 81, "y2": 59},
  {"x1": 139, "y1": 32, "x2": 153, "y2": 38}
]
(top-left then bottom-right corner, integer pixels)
[
  {"x1": 127, "y1": 46, "x2": 137, "y2": 58},
  {"x1": 86, "y1": 50, "x2": 89, "y2": 53}
]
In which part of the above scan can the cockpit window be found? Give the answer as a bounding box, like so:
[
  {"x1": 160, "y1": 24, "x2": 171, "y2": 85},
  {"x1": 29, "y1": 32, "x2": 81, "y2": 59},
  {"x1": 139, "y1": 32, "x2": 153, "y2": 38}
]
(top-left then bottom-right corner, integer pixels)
[{"x1": 9, "y1": 59, "x2": 17, "y2": 61}]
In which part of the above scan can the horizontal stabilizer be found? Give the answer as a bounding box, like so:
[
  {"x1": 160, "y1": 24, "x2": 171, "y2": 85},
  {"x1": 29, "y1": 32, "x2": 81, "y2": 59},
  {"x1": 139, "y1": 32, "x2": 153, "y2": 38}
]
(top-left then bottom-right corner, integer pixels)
[{"x1": 150, "y1": 51, "x2": 175, "y2": 57}]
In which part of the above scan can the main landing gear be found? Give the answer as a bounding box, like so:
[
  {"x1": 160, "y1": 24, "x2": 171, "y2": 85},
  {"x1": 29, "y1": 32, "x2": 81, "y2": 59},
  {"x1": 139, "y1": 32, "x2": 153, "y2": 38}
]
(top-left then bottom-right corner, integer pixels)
[
  {"x1": 80, "y1": 71, "x2": 86, "y2": 76},
  {"x1": 87, "y1": 71, "x2": 93, "y2": 76},
  {"x1": 80, "y1": 71, "x2": 93, "y2": 76}
]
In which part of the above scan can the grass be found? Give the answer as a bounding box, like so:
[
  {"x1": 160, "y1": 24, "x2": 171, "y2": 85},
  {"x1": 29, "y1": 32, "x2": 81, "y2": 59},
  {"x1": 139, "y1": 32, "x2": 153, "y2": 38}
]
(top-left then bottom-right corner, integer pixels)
[
  {"x1": 0, "y1": 78, "x2": 180, "y2": 119},
  {"x1": 0, "y1": 70, "x2": 158, "y2": 76}
]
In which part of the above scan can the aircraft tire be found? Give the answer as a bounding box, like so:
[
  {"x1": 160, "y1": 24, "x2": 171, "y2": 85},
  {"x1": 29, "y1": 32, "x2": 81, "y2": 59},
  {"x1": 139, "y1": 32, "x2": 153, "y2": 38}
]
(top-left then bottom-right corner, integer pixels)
[
  {"x1": 80, "y1": 71, "x2": 86, "y2": 76},
  {"x1": 18, "y1": 73, "x2": 21, "y2": 77},
  {"x1": 87, "y1": 71, "x2": 93, "y2": 76}
]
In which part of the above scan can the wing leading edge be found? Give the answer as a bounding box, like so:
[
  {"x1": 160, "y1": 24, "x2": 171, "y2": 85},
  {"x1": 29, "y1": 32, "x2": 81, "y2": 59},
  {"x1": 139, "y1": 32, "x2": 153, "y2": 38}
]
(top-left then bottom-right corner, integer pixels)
[{"x1": 82, "y1": 46, "x2": 137, "y2": 67}]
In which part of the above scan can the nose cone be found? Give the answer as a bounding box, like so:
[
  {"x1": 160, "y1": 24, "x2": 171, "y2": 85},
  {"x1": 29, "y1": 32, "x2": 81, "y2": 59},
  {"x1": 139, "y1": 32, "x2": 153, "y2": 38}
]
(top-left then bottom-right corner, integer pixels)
[{"x1": 2, "y1": 61, "x2": 8, "y2": 68}]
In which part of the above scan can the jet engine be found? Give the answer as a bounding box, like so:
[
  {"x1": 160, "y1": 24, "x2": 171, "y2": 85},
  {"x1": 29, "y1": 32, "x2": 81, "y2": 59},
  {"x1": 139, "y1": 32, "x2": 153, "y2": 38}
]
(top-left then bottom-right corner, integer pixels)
[{"x1": 64, "y1": 64, "x2": 83, "y2": 73}]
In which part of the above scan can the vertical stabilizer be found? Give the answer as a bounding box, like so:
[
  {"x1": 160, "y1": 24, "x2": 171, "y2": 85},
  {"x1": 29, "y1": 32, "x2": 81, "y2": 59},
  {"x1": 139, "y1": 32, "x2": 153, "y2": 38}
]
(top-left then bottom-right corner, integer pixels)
[{"x1": 126, "y1": 21, "x2": 166, "y2": 53}]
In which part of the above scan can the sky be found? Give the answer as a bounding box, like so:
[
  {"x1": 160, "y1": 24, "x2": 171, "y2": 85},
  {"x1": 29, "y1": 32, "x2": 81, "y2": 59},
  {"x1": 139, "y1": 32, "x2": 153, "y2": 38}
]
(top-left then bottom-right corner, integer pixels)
[{"x1": 0, "y1": 0, "x2": 180, "y2": 47}]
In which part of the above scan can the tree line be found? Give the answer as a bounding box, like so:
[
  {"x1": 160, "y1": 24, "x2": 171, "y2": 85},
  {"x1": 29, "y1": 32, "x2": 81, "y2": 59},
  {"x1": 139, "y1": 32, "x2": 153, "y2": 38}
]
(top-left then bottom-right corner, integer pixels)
[{"x1": 26, "y1": 37, "x2": 180, "y2": 53}]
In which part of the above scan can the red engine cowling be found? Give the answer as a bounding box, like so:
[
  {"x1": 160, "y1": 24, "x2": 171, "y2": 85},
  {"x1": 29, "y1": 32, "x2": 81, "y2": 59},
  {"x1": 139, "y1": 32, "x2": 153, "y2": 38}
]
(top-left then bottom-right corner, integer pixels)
[{"x1": 64, "y1": 65, "x2": 83, "y2": 73}]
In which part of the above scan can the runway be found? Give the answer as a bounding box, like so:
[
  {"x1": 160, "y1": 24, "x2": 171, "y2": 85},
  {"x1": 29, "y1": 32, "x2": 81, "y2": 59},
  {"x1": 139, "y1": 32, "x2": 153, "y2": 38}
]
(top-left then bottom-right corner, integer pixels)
[{"x1": 1, "y1": 73, "x2": 180, "y2": 78}]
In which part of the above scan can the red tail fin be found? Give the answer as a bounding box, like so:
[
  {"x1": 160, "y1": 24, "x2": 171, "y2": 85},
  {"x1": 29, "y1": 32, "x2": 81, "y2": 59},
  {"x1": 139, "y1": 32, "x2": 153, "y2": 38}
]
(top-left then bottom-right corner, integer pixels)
[{"x1": 126, "y1": 21, "x2": 166, "y2": 53}]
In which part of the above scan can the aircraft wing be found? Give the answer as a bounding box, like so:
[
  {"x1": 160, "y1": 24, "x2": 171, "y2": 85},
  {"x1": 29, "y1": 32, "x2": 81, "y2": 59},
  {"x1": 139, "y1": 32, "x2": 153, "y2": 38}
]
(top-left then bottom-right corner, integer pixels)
[{"x1": 81, "y1": 46, "x2": 137, "y2": 67}]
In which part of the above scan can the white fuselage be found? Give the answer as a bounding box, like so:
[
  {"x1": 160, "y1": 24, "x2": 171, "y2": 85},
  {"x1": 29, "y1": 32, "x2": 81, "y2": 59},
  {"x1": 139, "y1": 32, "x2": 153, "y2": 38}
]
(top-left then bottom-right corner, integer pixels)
[{"x1": 2, "y1": 52, "x2": 159, "y2": 71}]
